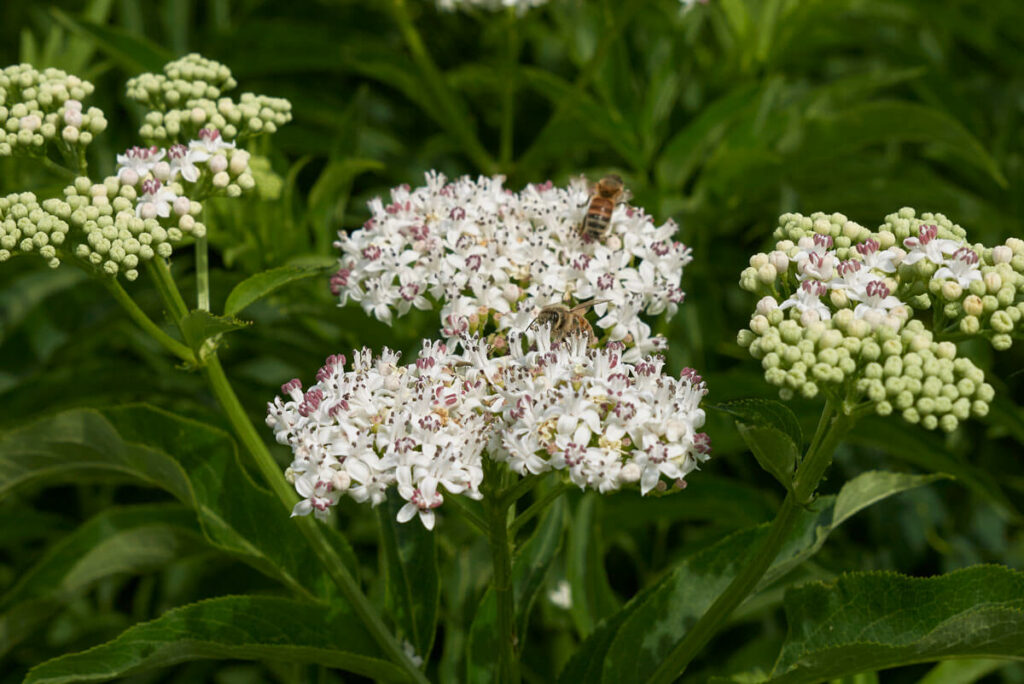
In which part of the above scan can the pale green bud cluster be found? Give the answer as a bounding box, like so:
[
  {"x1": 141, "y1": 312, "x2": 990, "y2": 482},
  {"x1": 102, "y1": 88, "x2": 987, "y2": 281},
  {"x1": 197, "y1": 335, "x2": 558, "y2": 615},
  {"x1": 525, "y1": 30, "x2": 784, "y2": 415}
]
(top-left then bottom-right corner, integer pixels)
[
  {"x1": 62, "y1": 176, "x2": 204, "y2": 280},
  {"x1": 738, "y1": 307, "x2": 992, "y2": 431},
  {"x1": 126, "y1": 53, "x2": 237, "y2": 108},
  {"x1": 0, "y1": 192, "x2": 70, "y2": 267},
  {"x1": 0, "y1": 64, "x2": 107, "y2": 158},
  {"x1": 205, "y1": 147, "x2": 256, "y2": 198},
  {"x1": 140, "y1": 93, "x2": 292, "y2": 144},
  {"x1": 878, "y1": 207, "x2": 968, "y2": 244},
  {"x1": 127, "y1": 54, "x2": 291, "y2": 145}
]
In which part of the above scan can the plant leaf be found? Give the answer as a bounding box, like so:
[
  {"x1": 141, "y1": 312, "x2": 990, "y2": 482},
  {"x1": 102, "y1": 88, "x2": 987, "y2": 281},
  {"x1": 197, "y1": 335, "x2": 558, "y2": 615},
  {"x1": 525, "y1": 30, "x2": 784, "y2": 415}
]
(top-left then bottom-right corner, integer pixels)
[
  {"x1": 0, "y1": 504, "x2": 205, "y2": 658},
  {"x1": 715, "y1": 399, "x2": 803, "y2": 490},
  {"x1": 713, "y1": 399, "x2": 803, "y2": 448},
  {"x1": 23, "y1": 595, "x2": 403, "y2": 683},
  {"x1": 224, "y1": 264, "x2": 333, "y2": 316},
  {"x1": 764, "y1": 567, "x2": 1024, "y2": 684},
  {"x1": 0, "y1": 406, "x2": 357, "y2": 602},
  {"x1": 560, "y1": 470, "x2": 946, "y2": 683},
  {"x1": 377, "y1": 498, "x2": 440, "y2": 660},
  {"x1": 179, "y1": 310, "x2": 251, "y2": 356},
  {"x1": 48, "y1": 8, "x2": 171, "y2": 74}
]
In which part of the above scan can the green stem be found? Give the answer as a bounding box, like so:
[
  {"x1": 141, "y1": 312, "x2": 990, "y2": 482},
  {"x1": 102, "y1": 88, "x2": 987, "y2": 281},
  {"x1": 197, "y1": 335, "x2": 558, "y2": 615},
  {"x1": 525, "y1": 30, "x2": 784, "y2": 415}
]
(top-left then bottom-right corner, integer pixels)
[
  {"x1": 33, "y1": 154, "x2": 78, "y2": 180},
  {"x1": 143, "y1": 262, "x2": 426, "y2": 684},
  {"x1": 488, "y1": 495, "x2": 518, "y2": 684},
  {"x1": 648, "y1": 401, "x2": 855, "y2": 684},
  {"x1": 99, "y1": 275, "x2": 195, "y2": 363},
  {"x1": 499, "y1": 5, "x2": 519, "y2": 170},
  {"x1": 509, "y1": 481, "x2": 571, "y2": 538},
  {"x1": 502, "y1": 473, "x2": 541, "y2": 509},
  {"x1": 390, "y1": 0, "x2": 499, "y2": 174},
  {"x1": 445, "y1": 493, "x2": 489, "y2": 535},
  {"x1": 195, "y1": 234, "x2": 210, "y2": 311}
]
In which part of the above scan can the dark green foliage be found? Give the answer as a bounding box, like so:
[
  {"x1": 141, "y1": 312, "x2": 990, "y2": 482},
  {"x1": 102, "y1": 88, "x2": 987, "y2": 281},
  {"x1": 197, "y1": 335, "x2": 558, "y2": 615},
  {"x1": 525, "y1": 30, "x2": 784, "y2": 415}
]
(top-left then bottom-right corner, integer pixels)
[{"x1": 2, "y1": 0, "x2": 1023, "y2": 682}]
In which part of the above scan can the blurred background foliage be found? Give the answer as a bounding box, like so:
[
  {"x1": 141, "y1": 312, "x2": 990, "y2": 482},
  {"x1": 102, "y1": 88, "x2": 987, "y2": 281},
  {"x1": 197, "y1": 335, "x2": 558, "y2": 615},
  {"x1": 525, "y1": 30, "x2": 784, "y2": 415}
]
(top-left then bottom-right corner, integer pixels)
[{"x1": 1, "y1": 0, "x2": 1023, "y2": 682}]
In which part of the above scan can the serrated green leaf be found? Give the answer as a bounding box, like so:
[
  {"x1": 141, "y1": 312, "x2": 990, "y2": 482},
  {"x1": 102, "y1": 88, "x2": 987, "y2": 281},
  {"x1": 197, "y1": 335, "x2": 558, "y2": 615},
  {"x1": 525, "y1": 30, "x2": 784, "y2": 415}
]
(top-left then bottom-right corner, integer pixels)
[
  {"x1": 765, "y1": 567, "x2": 1024, "y2": 684},
  {"x1": 23, "y1": 595, "x2": 403, "y2": 683},
  {"x1": 560, "y1": 470, "x2": 945, "y2": 683},
  {"x1": 179, "y1": 310, "x2": 251, "y2": 355},
  {"x1": 713, "y1": 399, "x2": 803, "y2": 448},
  {"x1": 0, "y1": 406, "x2": 357, "y2": 603},
  {"x1": 48, "y1": 8, "x2": 171, "y2": 74},
  {"x1": 378, "y1": 498, "x2": 440, "y2": 660},
  {"x1": 224, "y1": 264, "x2": 332, "y2": 316}
]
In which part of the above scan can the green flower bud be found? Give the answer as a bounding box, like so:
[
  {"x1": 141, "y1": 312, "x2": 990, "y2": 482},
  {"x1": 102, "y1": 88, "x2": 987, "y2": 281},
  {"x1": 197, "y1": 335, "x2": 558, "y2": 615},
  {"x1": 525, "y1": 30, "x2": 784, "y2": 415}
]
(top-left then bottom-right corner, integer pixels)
[{"x1": 991, "y1": 334, "x2": 1013, "y2": 351}]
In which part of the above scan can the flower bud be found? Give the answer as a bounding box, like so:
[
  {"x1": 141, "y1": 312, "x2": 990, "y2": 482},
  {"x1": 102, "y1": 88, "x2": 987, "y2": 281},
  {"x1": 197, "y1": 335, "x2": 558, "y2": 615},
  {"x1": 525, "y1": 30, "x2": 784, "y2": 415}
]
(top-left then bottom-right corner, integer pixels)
[
  {"x1": 984, "y1": 272, "x2": 1003, "y2": 294},
  {"x1": 755, "y1": 296, "x2": 778, "y2": 316},
  {"x1": 963, "y1": 295, "x2": 984, "y2": 316},
  {"x1": 757, "y1": 263, "x2": 777, "y2": 284},
  {"x1": 769, "y1": 250, "x2": 789, "y2": 272},
  {"x1": 213, "y1": 171, "x2": 230, "y2": 188},
  {"x1": 209, "y1": 155, "x2": 229, "y2": 174},
  {"x1": 991, "y1": 245, "x2": 1012, "y2": 264},
  {"x1": 940, "y1": 281, "x2": 962, "y2": 300},
  {"x1": 829, "y1": 288, "x2": 849, "y2": 308}
]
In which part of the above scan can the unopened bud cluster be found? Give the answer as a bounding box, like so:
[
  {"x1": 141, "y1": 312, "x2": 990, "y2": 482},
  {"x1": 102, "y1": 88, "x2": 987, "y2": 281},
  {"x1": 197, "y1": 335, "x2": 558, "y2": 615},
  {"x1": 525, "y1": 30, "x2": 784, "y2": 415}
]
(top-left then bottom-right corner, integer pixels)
[
  {"x1": 60, "y1": 175, "x2": 203, "y2": 280},
  {"x1": 0, "y1": 64, "x2": 107, "y2": 159},
  {"x1": 737, "y1": 208, "x2": 1010, "y2": 430},
  {"x1": 127, "y1": 54, "x2": 291, "y2": 144},
  {"x1": 0, "y1": 192, "x2": 70, "y2": 267}
]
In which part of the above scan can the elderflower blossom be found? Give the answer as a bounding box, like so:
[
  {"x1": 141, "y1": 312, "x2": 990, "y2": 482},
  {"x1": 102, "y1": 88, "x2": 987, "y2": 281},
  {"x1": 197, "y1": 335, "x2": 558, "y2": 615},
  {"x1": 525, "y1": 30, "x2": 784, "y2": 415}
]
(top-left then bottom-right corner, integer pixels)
[
  {"x1": 736, "y1": 208, "x2": 1018, "y2": 431},
  {"x1": 267, "y1": 329, "x2": 712, "y2": 528},
  {"x1": 481, "y1": 330, "x2": 711, "y2": 495},
  {"x1": 266, "y1": 344, "x2": 490, "y2": 529},
  {"x1": 333, "y1": 172, "x2": 693, "y2": 362}
]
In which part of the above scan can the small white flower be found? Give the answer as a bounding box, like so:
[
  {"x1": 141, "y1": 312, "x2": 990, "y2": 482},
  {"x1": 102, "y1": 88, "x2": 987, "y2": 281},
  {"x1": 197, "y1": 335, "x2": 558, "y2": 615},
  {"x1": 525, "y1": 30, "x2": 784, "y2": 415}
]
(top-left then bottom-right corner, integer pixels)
[
  {"x1": 167, "y1": 143, "x2": 204, "y2": 183},
  {"x1": 933, "y1": 246, "x2": 982, "y2": 288},
  {"x1": 117, "y1": 145, "x2": 164, "y2": 183},
  {"x1": 902, "y1": 225, "x2": 960, "y2": 266},
  {"x1": 548, "y1": 580, "x2": 573, "y2": 610},
  {"x1": 853, "y1": 280, "x2": 903, "y2": 319},
  {"x1": 188, "y1": 127, "x2": 236, "y2": 162},
  {"x1": 136, "y1": 178, "x2": 178, "y2": 218},
  {"x1": 854, "y1": 238, "x2": 898, "y2": 273},
  {"x1": 779, "y1": 279, "x2": 831, "y2": 320}
]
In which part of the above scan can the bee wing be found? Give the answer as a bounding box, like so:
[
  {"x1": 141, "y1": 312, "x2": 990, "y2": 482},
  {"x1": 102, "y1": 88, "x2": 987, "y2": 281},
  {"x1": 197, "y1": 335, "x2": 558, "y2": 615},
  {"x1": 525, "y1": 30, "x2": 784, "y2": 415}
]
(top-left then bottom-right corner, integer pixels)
[{"x1": 570, "y1": 299, "x2": 611, "y2": 313}]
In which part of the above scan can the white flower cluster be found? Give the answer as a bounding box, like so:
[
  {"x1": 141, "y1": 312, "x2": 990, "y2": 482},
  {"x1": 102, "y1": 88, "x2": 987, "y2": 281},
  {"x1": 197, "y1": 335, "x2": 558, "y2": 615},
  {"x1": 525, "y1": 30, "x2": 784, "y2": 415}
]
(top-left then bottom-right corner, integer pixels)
[
  {"x1": 127, "y1": 54, "x2": 291, "y2": 144},
  {"x1": 266, "y1": 331, "x2": 711, "y2": 528},
  {"x1": 436, "y1": 0, "x2": 548, "y2": 12},
  {"x1": 0, "y1": 192, "x2": 69, "y2": 267},
  {"x1": 334, "y1": 172, "x2": 692, "y2": 361},
  {"x1": 483, "y1": 332, "x2": 711, "y2": 495},
  {"x1": 737, "y1": 209, "x2": 1012, "y2": 430},
  {"x1": 0, "y1": 64, "x2": 107, "y2": 158},
  {"x1": 267, "y1": 344, "x2": 491, "y2": 529}
]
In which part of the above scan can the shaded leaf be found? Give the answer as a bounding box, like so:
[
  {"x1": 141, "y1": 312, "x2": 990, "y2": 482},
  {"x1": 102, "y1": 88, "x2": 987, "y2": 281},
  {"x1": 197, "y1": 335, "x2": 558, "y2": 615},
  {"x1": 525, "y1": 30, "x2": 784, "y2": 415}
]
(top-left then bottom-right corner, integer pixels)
[
  {"x1": 0, "y1": 406, "x2": 357, "y2": 602},
  {"x1": 23, "y1": 595, "x2": 403, "y2": 683},
  {"x1": 224, "y1": 264, "x2": 333, "y2": 316},
  {"x1": 378, "y1": 498, "x2": 440, "y2": 660},
  {"x1": 179, "y1": 310, "x2": 251, "y2": 355},
  {"x1": 766, "y1": 567, "x2": 1024, "y2": 683},
  {"x1": 48, "y1": 8, "x2": 171, "y2": 74},
  {"x1": 560, "y1": 470, "x2": 945, "y2": 683}
]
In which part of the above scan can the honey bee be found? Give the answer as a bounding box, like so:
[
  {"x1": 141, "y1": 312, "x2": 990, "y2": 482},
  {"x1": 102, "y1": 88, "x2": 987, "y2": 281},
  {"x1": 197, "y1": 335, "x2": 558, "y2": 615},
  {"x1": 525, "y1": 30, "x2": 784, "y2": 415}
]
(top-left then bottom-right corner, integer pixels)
[
  {"x1": 579, "y1": 174, "x2": 630, "y2": 242},
  {"x1": 528, "y1": 299, "x2": 608, "y2": 346}
]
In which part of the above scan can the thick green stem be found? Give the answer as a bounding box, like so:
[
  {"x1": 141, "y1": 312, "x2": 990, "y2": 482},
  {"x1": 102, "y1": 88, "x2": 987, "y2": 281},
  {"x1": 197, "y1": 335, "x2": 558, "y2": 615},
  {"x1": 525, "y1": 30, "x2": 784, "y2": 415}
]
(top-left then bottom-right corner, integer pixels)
[
  {"x1": 99, "y1": 275, "x2": 195, "y2": 363},
  {"x1": 390, "y1": 0, "x2": 499, "y2": 174},
  {"x1": 142, "y1": 261, "x2": 427, "y2": 684},
  {"x1": 489, "y1": 496, "x2": 518, "y2": 684},
  {"x1": 195, "y1": 234, "x2": 210, "y2": 311},
  {"x1": 648, "y1": 402, "x2": 855, "y2": 684}
]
